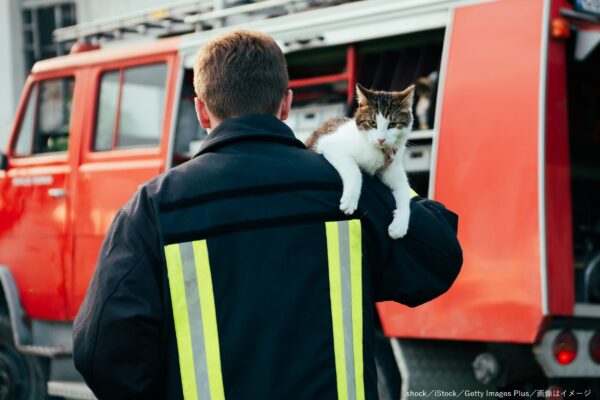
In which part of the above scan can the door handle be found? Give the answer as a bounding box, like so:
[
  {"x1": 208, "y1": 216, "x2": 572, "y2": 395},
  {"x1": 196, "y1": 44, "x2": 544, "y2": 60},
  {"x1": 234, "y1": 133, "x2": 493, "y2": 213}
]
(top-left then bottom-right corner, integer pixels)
[{"x1": 48, "y1": 188, "x2": 67, "y2": 198}]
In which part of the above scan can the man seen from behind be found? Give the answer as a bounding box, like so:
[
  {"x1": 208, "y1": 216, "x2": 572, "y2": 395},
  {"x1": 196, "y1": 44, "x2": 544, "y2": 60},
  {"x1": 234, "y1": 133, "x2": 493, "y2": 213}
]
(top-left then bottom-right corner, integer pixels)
[{"x1": 73, "y1": 30, "x2": 463, "y2": 400}]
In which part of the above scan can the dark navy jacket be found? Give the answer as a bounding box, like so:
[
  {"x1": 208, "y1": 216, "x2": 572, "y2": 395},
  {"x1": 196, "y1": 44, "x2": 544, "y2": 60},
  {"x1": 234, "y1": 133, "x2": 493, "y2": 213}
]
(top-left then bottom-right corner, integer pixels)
[{"x1": 73, "y1": 114, "x2": 462, "y2": 399}]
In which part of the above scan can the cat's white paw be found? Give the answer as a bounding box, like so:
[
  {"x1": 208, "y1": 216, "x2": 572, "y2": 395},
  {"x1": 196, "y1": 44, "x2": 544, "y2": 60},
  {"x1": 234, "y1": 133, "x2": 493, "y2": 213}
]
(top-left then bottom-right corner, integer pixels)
[
  {"x1": 388, "y1": 214, "x2": 409, "y2": 239},
  {"x1": 339, "y1": 192, "x2": 359, "y2": 215}
]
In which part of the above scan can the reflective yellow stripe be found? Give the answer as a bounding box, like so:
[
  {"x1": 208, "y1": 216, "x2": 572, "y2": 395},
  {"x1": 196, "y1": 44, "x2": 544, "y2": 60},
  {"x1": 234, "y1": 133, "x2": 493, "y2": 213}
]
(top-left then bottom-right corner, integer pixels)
[
  {"x1": 348, "y1": 220, "x2": 364, "y2": 400},
  {"x1": 165, "y1": 240, "x2": 224, "y2": 400},
  {"x1": 192, "y1": 240, "x2": 225, "y2": 400},
  {"x1": 164, "y1": 244, "x2": 199, "y2": 400},
  {"x1": 325, "y1": 220, "x2": 364, "y2": 400},
  {"x1": 325, "y1": 222, "x2": 349, "y2": 400},
  {"x1": 410, "y1": 187, "x2": 419, "y2": 199}
]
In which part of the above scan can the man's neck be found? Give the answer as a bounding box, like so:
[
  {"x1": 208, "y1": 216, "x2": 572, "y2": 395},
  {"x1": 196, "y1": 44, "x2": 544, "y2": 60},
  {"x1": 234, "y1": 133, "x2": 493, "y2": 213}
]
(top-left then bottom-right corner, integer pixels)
[{"x1": 207, "y1": 112, "x2": 282, "y2": 134}]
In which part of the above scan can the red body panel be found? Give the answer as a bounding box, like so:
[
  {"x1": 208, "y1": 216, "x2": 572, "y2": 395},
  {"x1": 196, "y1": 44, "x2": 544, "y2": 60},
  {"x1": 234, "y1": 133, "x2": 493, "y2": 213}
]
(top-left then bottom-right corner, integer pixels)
[
  {"x1": 378, "y1": 0, "x2": 549, "y2": 343},
  {"x1": 1, "y1": 154, "x2": 70, "y2": 319},
  {"x1": 545, "y1": 0, "x2": 574, "y2": 316},
  {"x1": 0, "y1": 72, "x2": 76, "y2": 320},
  {"x1": 0, "y1": 39, "x2": 179, "y2": 320}
]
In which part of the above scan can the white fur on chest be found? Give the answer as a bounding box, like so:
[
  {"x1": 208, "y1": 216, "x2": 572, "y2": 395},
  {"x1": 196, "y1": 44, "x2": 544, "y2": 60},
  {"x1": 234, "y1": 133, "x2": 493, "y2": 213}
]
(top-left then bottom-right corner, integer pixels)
[
  {"x1": 313, "y1": 118, "x2": 411, "y2": 239},
  {"x1": 315, "y1": 120, "x2": 390, "y2": 176}
]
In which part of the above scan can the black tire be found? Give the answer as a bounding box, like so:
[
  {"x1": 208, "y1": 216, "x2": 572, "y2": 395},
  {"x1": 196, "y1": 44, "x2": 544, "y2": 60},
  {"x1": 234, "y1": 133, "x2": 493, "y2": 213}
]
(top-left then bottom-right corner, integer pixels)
[{"x1": 0, "y1": 316, "x2": 50, "y2": 400}]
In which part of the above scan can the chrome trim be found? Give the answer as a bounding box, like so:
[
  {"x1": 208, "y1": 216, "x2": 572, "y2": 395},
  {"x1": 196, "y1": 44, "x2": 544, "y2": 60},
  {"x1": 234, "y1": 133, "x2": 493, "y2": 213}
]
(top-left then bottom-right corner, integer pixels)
[
  {"x1": 48, "y1": 188, "x2": 67, "y2": 198},
  {"x1": 538, "y1": 0, "x2": 550, "y2": 316},
  {"x1": 48, "y1": 381, "x2": 97, "y2": 400},
  {"x1": 427, "y1": 7, "x2": 454, "y2": 199},
  {"x1": 574, "y1": 303, "x2": 600, "y2": 318}
]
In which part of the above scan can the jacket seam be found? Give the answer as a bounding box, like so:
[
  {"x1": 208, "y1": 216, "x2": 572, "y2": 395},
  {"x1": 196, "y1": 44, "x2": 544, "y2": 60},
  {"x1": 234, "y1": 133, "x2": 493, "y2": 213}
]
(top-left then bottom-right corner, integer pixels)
[
  {"x1": 163, "y1": 211, "x2": 351, "y2": 244},
  {"x1": 158, "y1": 181, "x2": 342, "y2": 212},
  {"x1": 89, "y1": 227, "x2": 146, "y2": 389}
]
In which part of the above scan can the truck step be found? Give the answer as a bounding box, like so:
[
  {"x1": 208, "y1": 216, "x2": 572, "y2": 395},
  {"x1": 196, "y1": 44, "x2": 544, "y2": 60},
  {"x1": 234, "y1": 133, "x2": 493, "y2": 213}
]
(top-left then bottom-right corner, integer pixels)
[{"x1": 47, "y1": 381, "x2": 96, "y2": 400}]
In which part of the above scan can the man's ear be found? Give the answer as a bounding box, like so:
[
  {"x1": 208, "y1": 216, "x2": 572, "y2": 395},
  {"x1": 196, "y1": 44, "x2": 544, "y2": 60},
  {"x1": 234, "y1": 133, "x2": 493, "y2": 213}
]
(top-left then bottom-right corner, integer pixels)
[
  {"x1": 194, "y1": 97, "x2": 212, "y2": 129},
  {"x1": 278, "y1": 89, "x2": 293, "y2": 121}
]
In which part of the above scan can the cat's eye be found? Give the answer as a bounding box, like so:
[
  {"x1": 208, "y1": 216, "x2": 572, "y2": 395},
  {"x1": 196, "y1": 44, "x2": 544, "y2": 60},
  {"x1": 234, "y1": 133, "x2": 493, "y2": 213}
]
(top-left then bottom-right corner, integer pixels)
[
  {"x1": 368, "y1": 120, "x2": 377, "y2": 128},
  {"x1": 389, "y1": 122, "x2": 397, "y2": 128}
]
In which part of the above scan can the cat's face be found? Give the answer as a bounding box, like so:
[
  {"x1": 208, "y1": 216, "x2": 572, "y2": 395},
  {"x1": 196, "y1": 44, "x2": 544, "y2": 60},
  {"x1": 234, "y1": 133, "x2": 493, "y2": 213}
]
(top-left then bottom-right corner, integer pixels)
[{"x1": 354, "y1": 84, "x2": 414, "y2": 148}]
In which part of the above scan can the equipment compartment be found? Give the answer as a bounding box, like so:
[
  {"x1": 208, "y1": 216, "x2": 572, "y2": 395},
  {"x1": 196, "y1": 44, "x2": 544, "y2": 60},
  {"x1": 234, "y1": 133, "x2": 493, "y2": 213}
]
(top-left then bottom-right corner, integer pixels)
[
  {"x1": 567, "y1": 28, "x2": 600, "y2": 304},
  {"x1": 286, "y1": 29, "x2": 444, "y2": 197}
]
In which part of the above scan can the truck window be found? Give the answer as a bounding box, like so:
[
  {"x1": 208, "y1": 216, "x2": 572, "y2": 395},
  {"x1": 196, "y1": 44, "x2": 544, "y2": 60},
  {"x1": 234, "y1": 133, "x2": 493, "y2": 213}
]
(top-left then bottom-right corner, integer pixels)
[
  {"x1": 13, "y1": 77, "x2": 74, "y2": 156},
  {"x1": 13, "y1": 85, "x2": 37, "y2": 156},
  {"x1": 94, "y1": 71, "x2": 120, "y2": 151},
  {"x1": 93, "y1": 63, "x2": 168, "y2": 151}
]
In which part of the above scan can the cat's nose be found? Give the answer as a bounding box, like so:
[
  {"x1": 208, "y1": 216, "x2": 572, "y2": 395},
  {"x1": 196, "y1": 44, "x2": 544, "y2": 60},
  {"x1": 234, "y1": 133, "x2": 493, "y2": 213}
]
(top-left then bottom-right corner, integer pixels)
[{"x1": 378, "y1": 139, "x2": 385, "y2": 144}]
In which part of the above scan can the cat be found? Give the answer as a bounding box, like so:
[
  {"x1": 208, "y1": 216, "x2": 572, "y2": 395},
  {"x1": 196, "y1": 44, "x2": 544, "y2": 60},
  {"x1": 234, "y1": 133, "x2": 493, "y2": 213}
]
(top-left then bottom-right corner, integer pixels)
[
  {"x1": 414, "y1": 71, "x2": 438, "y2": 130},
  {"x1": 306, "y1": 83, "x2": 414, "y2": 239}
]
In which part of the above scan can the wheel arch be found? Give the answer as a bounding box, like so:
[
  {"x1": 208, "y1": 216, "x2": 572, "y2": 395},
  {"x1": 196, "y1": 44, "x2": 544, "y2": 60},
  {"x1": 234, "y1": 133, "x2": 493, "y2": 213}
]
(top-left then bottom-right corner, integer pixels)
[{"x1": 0, "y1": 266, "x2": 33, "y2": 348}]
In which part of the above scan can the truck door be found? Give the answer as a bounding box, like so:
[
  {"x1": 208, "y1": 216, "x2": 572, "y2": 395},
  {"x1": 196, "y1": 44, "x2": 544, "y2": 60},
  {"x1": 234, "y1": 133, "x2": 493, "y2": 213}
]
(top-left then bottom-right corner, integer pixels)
[
  {"x1": 69, "y1": 55, "x2": 178, "y2": 318},
  {"x1": 1, "y1": 75, "x2": 76, "y2": 320},
  {"x1": 376, "y1": 0, "x2": 549, "y2": 343}
]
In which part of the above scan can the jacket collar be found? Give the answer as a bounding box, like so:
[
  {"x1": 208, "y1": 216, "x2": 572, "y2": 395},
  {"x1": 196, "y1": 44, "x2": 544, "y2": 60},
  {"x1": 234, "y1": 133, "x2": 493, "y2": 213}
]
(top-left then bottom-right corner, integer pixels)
[{"x1": 194, "y1": 113, "x2": 306, "y2": 157}]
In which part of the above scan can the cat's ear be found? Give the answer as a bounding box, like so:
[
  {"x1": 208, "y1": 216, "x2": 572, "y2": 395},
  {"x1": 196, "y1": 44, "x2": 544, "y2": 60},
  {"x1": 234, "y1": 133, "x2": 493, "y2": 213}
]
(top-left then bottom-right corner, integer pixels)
[
  {"x1": 356, "y1": 83, "x2": 371, "y2": 105},
  {"x1": 393, "y1": 85, "x2": 415, "y2": 109}
]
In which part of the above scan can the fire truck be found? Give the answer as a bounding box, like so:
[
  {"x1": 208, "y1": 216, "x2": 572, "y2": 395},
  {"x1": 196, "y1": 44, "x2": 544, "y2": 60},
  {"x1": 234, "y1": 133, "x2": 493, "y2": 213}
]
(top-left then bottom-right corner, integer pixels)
[{"x1": 0, "y1": 0, "x2": 599, "y2": 398}]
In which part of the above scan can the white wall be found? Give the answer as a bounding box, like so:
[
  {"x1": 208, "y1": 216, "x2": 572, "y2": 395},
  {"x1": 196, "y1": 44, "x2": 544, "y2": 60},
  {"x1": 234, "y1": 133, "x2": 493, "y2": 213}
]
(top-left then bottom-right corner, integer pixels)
[{"x1": 0, "y1": 0, "x2": 25, "y2": 152}]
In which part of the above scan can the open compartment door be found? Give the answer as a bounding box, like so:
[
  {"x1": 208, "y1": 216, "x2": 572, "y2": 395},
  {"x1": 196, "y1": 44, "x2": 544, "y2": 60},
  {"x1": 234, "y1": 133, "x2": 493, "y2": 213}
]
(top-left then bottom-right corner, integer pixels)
[{"x1": 377, "y1": 0, "x2": 549, "y2": 343}]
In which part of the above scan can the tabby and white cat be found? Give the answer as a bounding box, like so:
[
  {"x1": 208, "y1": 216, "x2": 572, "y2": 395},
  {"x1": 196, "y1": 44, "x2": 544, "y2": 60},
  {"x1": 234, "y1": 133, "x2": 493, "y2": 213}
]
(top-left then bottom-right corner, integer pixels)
[{"x1": 306, "y1": 83, "x2": 414, "y2": 239}]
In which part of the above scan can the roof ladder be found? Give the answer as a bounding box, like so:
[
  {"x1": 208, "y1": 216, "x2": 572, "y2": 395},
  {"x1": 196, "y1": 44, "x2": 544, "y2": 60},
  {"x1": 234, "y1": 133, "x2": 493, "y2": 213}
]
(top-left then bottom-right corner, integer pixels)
[{"x1": 53, "y1": 0, "x2": 355, "y2": 46}]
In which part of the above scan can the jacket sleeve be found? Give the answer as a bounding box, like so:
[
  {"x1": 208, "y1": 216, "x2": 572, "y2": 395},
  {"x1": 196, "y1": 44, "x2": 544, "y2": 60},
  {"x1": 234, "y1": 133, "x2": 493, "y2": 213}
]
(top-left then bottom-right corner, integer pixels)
[
  {"x1": 358, "y1": 173, "x2": 462, "y2": 306},
  {"x1": 73, "y1": 188, "x2": 164, "y2": 400},
  {"x1": 373, "y1": 197, "x2": 463, "y2": 306}
]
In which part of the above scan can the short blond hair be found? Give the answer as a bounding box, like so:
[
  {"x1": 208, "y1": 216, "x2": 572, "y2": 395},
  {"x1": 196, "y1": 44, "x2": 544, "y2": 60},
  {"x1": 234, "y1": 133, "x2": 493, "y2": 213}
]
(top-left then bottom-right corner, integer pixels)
[{"x1": 193, "y1": 29, "x2": 289, "y2": 120}]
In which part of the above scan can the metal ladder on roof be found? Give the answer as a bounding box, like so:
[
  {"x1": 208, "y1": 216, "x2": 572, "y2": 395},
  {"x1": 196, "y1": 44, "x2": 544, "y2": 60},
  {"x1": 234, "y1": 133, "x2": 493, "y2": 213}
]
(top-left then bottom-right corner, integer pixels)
[{"x1": 53, "y1": 0, "x2": 355, "y2": 46}]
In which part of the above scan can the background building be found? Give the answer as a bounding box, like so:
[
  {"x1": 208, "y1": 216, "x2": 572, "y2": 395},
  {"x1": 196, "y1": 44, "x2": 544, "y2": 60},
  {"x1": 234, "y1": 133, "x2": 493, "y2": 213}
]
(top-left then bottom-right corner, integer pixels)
[{"x1": 0, "y1": 0, "x2": 192, "y2": 151}]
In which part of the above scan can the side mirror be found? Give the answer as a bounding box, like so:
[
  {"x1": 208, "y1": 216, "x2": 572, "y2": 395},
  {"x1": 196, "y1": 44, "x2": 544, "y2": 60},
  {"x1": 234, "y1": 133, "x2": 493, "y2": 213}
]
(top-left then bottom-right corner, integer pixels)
[{"x1": 0, "y1": 152, "x2": 7, "y2": 171}]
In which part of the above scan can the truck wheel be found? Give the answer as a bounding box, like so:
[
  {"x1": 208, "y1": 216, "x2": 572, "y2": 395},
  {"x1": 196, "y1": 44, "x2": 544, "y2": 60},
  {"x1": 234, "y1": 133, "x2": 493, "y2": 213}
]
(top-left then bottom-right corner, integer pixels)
[{"x1": 0, "y1": 317, "x2": 49, "y2": 400}]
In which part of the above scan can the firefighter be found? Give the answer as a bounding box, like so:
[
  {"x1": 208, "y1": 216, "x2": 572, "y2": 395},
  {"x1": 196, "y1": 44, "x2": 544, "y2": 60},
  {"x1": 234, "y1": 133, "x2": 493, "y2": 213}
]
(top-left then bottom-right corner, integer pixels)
[{"x1": 73, "y1": 29, "x2": 463, "y2": 400}]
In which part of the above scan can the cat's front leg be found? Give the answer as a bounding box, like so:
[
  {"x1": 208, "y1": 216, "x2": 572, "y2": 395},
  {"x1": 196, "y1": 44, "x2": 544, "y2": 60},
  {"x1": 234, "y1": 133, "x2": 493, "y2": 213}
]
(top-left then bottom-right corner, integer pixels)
[
  {"x1": 379, "y1": 160, "x2": 411, "y2": 239},
  {"x1": 320, "y1": 150, "x2": 362, "y2": 215},
  {"x1": 388, "y1": 184, "x2": 411, "y2": 239}
]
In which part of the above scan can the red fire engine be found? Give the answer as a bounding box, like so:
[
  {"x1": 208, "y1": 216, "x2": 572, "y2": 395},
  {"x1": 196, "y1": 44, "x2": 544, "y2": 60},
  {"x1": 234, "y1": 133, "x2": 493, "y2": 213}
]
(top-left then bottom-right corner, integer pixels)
[{"x1": 1, "y1": 0, "x2": 599, "y2": 398}]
